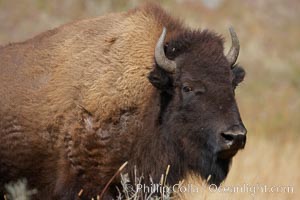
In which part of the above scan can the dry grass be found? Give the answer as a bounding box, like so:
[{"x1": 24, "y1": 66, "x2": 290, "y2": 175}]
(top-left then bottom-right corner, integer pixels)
[{"x1": 4, "y1": 179, "x2": 37, "y2": 200}]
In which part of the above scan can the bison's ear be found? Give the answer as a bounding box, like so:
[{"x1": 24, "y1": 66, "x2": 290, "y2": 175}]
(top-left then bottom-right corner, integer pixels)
[
  {"x1": 148, "y1": 67, "x2": 172, "y2": 91},
  {"x1": 232, "y1": 65, "x2": 245, "y2": 86}
]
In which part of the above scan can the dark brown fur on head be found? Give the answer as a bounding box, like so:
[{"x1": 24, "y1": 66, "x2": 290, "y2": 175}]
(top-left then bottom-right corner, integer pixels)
[{"x1": 144, "y1": 29, "x2": 246, "y2": 185}]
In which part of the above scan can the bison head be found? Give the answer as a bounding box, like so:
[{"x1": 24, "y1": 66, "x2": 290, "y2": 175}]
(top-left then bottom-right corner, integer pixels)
[{"x1": 148, "y1": 27, "x2": 246, "y2": 185}]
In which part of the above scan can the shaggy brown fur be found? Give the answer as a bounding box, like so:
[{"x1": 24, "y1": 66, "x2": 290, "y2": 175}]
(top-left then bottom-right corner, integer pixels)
[
  {"x1": 0, "y1": 4, "x2": 185, "y2": 199},
  {"x1": 0, "y1": 3, "x2": 246, "y2": 200}
]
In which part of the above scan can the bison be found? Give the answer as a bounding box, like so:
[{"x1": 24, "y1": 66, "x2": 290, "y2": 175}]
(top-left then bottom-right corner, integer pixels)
[{"x1": 0, "y1": 3, "x2": 247, "y2": 200}]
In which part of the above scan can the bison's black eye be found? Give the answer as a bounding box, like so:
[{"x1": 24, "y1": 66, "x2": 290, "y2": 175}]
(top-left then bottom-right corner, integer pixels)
[{"x1": 182, "y1": 86, "x2": 193, "y2": 93}]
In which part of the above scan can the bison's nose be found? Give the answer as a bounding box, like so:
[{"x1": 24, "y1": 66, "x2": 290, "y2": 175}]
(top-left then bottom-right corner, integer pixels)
[
  {"x1": 218, "y1": 125, "x2": 247, "y2": 158},
  {"x1": 221, "y1": 126, "x2": 247, "y2": 149}
]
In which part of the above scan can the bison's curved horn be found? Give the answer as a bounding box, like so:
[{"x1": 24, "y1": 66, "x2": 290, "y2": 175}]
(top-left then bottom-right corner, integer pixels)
[
  {"x1": 155, "y1": 27, "x2": 176, "y2": 73},
  {"x1": 226, "y1": 27, "x2": 240, "y2": 67}
]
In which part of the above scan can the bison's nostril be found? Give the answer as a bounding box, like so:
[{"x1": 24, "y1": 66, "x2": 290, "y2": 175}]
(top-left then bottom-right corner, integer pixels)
[{"x1": 221, "y1": 132, "x2": 234, "y2": 142}]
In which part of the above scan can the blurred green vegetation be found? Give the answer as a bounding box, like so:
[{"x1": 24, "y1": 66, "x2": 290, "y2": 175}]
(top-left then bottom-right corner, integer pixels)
[{"x1": 0, "y1": 0, "x2": 299, "y2": 138}]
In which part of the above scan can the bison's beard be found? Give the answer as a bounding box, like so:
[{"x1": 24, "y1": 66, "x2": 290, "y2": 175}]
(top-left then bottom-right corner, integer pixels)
[
  {"x1": 190, "y1": 143, "x2": 232, "y2": 186},
  {"x1": 206, "y1": 156, "x2": 232, "y2": 186}
]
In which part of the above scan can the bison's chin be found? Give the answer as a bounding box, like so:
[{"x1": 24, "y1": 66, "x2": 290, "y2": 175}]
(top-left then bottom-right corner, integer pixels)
[
  {"x1": 192, "y1": 150, "x2": 232, "y2": 187},
  {"x1": 207, "y1": 157, "x2": 232, "y2": 186}
]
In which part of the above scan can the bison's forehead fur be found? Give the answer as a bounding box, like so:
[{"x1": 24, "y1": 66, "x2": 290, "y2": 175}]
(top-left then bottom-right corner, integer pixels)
[
  {"x1": 167, "y1": 30, "x2": 231, "y2": 78},
  {"x1": 163, "y1": 30, "x2": 235, "y2": 102}
]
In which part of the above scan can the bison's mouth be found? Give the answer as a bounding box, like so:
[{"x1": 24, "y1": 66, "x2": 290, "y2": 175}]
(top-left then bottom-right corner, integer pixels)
[
  {"x1": 217, "y1": 148, "x2": 240, "y2": 159},
  {"x1": 216, "y1": 139, "x2": 246, "y2": 159}
]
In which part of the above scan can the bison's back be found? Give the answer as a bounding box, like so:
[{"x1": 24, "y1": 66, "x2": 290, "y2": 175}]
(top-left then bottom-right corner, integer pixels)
[{"x1": 0, "y1": 7, "x2": 163, "y2": 126}]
